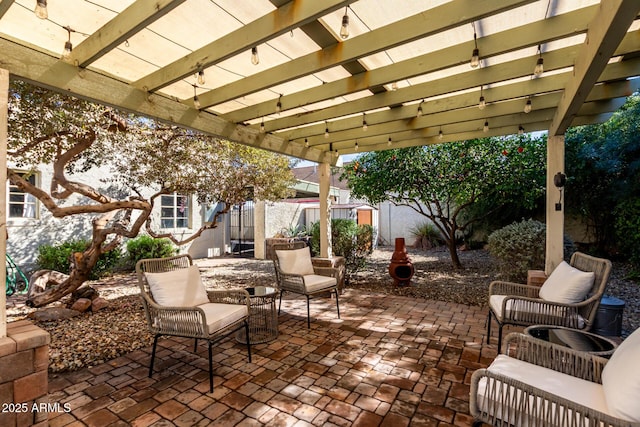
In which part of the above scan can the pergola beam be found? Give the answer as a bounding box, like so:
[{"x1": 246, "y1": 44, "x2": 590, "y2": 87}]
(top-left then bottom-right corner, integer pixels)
[
  {"x1": 224, "y1": 4, "x2": 598, "y2": 123},
  {"x1": 197, "y1": 0, "x2": 535, "y2": 109},
  {"x1": 135, "y1": 0, "x2": 357, "y2": 92},
  {"x1": 69, "y1": 0, "x2": 187, "y2": 68},
  {"x1": 549, "y1": 0, "x2": 640, "y2": 135}
]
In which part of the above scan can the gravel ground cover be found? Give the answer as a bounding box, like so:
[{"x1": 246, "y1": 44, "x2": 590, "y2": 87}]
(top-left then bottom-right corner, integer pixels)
[{"x1": 6, "y1": 246, "x2": 638, "y2": 373}]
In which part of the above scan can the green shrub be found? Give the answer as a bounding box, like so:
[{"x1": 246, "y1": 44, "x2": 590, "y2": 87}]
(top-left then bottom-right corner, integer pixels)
[
  {"x1": 310, "y1": 219, "x2": 374, "y2": 277},
  {"x1": 36, "y1": 240, "x2": 121, "y2": 279},
  {"x1": 126, "y1": 235, "x2": 177, "y2": 266},
  {"x1": 615, "y1": 198, "x2": 640, "y2": 269},
  {"x1": 410, "y1": 222, "x2": 443, "y2": 249},
  {"x1": 487, "y1": 219, "x2": 576, "y2": 282}
]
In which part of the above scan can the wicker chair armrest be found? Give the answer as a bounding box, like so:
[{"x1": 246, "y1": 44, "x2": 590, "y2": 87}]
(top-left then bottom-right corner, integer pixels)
[
  {"x1": 489, "y1": 280, "x2": 540, "y2": 297},
  {"x1": 313, "y1": 266, "x2": 338, "y2": 278},
  {"x1": 503, "y1": 333, "x2": 608, "y2": 382},
  {"x1": 470, "y1": 368, "x2": 626, "y2": 427},
  {"x1": 276, "y1": 269, "x2": 307, "y2": 294},
  {"x1": 207, "y1": 289, "x2": 251, "y2": 309},
  {"x1": 499, "y1": 296, "x2": 584, "y2": 328},
  {"x1": 144, "y1": 303, "x2": 208, "y2": 337}
]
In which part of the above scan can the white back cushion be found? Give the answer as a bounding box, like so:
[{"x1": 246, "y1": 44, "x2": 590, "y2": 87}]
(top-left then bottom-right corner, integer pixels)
[
  {"x1": 145, "y1": 265, "x2": 209, "y2": 307},
  {"x1": 276, "y1": 247, "x2": 315, "y2": 276},
  {"x1": 602, "y1": 327, "x2": 640, "y2": 421},
  {"x1": 538, "y1": 261, "x2": 594, "y2": 304}
]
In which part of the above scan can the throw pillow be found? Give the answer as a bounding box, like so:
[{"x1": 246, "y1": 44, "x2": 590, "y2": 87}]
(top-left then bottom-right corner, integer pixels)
[
  {"x1": 276, "y1": 247, "x2": 315, "y2": 276},
  {"x1": 538, "y1": 261, "x2": 594, "y2": 304},
  {"x1": 146, "y1": 265, "x2": 209, "y2": 307},
  {"x1": 602, "y1": 327, "x2": 640, "y2": 421}
]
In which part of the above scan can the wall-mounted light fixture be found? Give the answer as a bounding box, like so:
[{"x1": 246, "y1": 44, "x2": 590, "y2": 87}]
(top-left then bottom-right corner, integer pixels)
[{"x1": 554, "y1": 172, "x2": 567, "y2": 211}]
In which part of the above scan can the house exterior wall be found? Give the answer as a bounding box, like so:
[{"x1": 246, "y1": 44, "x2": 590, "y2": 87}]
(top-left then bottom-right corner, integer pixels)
[{"x1": 6, "y1": 163, "x2": 223, "y2": 271}]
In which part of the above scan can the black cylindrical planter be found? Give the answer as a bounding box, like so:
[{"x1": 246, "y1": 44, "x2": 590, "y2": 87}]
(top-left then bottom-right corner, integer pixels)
[{"x1": 593, "y1": 295, "x2": 625, "y2": 336}]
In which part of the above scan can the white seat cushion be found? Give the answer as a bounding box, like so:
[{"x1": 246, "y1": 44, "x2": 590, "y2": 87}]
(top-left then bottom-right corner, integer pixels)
[
  {"x1": 489, "y1": 295, "x2": 585, "y2": 328},
  {"x1": 146, "y1": 265, "x2": 209, "y2": 307},
  {"x1": 198, "y1": 303, "x2": 248, "y2": 334},
  {"x1": 601, "y1": 327, "x2": 640, "y2": 421},
  {"x1": 303, "y1": 274, "x2": 337, "y2": 293},
  {"x1": 276, "y1": 247, "x2": 315, "y2": 276},
  {"x1": 538, "y1": 261, "x2": 595, "y2": 304},
  {"x1": 477, "y1": 355, "x2": 609, "y2": 425}
]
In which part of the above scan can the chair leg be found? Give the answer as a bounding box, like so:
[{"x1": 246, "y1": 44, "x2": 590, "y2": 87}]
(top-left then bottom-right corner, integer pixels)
[
  {"x1": 278, "y1": 290, "x2": 284, "y2": 314},
  {"x1": 334, "y1": 289, "x2": 340, "y2": 319},
  {"x1": 486, "y1": 312, "x2": 492, "y2": 344},
  {"x1": 208, "y1": 341, "x2": 214, "y2": 393},
  {"x1": 193, "y1": 338, "x2": 198, "y2": 352},
  {"x1": 497, "y1": 324, "x2": 504, "y2": 353},
  {"x1": 149, "y1": 335, "x2": 160, "y2": 378},
  {"x1": 306, "y1": 295, "x2": 311, "y2": 328},
  {"x1": 244, "y1": 320, "x2": 252, "y2": 363}
]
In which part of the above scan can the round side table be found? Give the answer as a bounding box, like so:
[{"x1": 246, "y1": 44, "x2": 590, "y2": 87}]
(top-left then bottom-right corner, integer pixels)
[
  {"x1": 236, "y1": 286, "x2": 279, "y2": 344},
  {"x1": 524, "y1": 325, "x2": 617, "y2": 357}
]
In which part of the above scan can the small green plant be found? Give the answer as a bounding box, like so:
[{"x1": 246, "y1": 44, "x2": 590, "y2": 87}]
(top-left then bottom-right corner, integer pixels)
[
  {"x1": 310, "y1": 219, "x2": 374, "y2": 278},
  {"x1": 410, "y1": 222, "x2": 443, "y2": 249},
  {"x1": 281, "y1": 224, "x2": 309, "y2": 238},
  {"x1": 37, "y1": 240, "x2": 121, "y2": 279},
  {"x1": 126, "y1": 235, "x2": 177, "y2": 266}
]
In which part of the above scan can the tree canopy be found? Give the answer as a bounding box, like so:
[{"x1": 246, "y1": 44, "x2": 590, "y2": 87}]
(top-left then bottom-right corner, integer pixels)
[
  {"x1": 340, "y1": 135, "x2": 547, "y2": 268},
  {"x1": 8, "y1": 80, "x2": 296, "y2": 306}
]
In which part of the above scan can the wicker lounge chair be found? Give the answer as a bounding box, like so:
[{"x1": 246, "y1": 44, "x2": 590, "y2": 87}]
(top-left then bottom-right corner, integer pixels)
[
  {"x1": 136, "y1": 254, "x2": 251, "y2": 393},
  {"x1": 271, "y1": 242, "x2": 340, "y2": 328},
  {"x1": 487, "y1": 251, "x2": 612, "y2": 350},
  {"x1": 470, "y1": 330, "x2": 640, "y2": 426}
]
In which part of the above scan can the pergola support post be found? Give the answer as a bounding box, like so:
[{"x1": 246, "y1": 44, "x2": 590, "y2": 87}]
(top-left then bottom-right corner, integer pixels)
[
  {"x1": 545, "y1": 134, "x2": 565, "y2": 275},
  {"x1": 318, "y1": 162, "x2": 332, "y2": 258},
  {"x1": 1, "y1": 68, "x2": 8, "y2": 338}
]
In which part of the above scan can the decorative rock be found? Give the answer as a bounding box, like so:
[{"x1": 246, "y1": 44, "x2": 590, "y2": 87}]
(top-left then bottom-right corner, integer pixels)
[
  {"x1": 70, "y1": 298, "x2": 92, "y2": 313},
  {"x1": 90, "y1": 297, "x2": 109, "y2": 312},
  {"x1": 72, "y1": 286, "x2": 99, "y2": 301},
  {"x1": 27, "y1": 307, "x2": 82, "y2": 322}
]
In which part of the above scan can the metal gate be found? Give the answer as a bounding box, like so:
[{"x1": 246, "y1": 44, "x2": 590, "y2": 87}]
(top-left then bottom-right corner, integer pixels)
[{"x1": 229, "y1": 201, "x2": 254, "y2": 240}]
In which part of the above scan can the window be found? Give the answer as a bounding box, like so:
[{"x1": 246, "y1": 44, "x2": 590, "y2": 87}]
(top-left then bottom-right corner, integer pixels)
[
  {"x1": 9, "y1": 173, "x2": 38, "y2": 219},
  {"x1": 160, "y1": 194, "x2": 190, "y2": 229}
]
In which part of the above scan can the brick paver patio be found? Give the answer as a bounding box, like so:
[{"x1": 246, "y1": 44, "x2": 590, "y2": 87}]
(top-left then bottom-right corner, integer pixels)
[{"x1": 47, "y1": 290, "x2": 508, "y2": 426}]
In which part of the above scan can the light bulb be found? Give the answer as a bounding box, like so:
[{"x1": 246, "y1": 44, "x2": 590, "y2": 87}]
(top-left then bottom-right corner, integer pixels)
[
  {"x1": 260, "y1": 119, "x2": 265, "y2": 133},
  {"x1": 391, "y1": 82, "x2": 398, "y2": 91},
  {"x1": 276, "y1": 100, "x2": 282, "y2": 114},
  {"x1": 193, "y1": 95, "x2": 201, "y2": 110},
  {"x1": 304, "y1": 138, "x2": 309, "y2": 147},
  {"x1": 478, "y1": 95, "x2": 486, "y2": 110},
  {"x1": 197, "y1": 70, "x2": 205, "y2": 85},
  {"x1": 524, "y1": 99, "x2": 532, "y2": 113},
  {"x1": 518, "y1": 125, "x2": 525, "y2": 135},
  {"x1": 362, "y1": 119, "x2": 367, "y2": 131},
  {"x1": 251, "y1": 47, "x2": 259, "y2": 65},
  {"x1": 438, "y1": 129, "x2": 443, "y2": 140},
  {"x1": 62, "y1": 41, "x2": 73, "y2": 60},
  {"x1": 35, "y1": 0, "x2": 47, "y2": 19},
  {"x1": 417, "y1": 105, "x2": 423, "y2": 117},
  {"x1": 483, "y1": 121, "x2": 489, "y2": 132},
  {"x1": 387, "y1": 137, "x2": 392, "y2": 146},
  {"x1": 470, "y1": 48, "x2": 480, "y2": 68},
  {"x1": 340, "y1": 14, "x2": 349, "y2": 39},
  {"x1": 325, "y1": 127, "x2": 329, "y2": 138},
  {"x1": 334, "y1": 149, "x2": 339, "y2": 157},
  {"x1": 355, "y1": 141, "x2": 359, "y2": 152},
  {"x1": 534, "y1": 57, "x2": 544, "y2": 76}
]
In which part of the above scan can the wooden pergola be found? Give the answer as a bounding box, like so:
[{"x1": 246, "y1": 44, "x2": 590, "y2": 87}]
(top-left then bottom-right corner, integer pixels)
[{"x1": 1, "y1": 0, "x2": 640, "y2": 336}]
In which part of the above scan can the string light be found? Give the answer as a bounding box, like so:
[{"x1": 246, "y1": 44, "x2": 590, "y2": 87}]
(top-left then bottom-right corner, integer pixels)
[
  {"x1": 34, "y1": 0, "x2": 47, "y2": 19},
  {"x1": 391, "y1": 82, "x2": 398, "y2": 91},
  {"x1": 275, "y1": 94, "x2": 282, "y2": 114},
  {"x1": 354, "y1": 141, "x2": 359, "y2": 151},
  {"x1": 387, "y1": 137, "x2": 392, "y2": 146},
  {"x1": 340, "y1": 7, "x2": 349, "y2": 39},
  {"x1": 260, "y1": 118, "x2": 265, "y2": 133},
  {"x1": 518, "y1": 125, "x2": 524, "y2": 135},
  {"x1": 193, "y1": 85, "x2": 201, "y2": 110},
  {"x1": 470, "y1": 24, "x2": 480, "y2": 68},
  {"x1": 304, "y1": 138, "x2": 309, "y2": 147},
  {"x1": 483, "y1": 120, "x2": 489, "y2": 132},
  {"x1": 439, "y1": 128, "x2": 443, "y2": 140},
  {"x1": 417, "y1": 100, "x2": 424, "y2": 117},
  {"x1": 524, "y1": 98, "x2": 532, "y2": 113},
  {"x1": 325, "y1": 122, "x2": 329, "y2": 138},
  {"x1": 534, "y1": 46, "x2": 544, "y2": 76},
  {"x1": 61, "y1": 26, "x2": 74, "y2": 61},
  {"x1": 251, "y1": 46, "x2": 259, "y2": 65},
  {"x1": 197, "y1": 70, "x2": 205, "y2": 85},
  {"x1": 478, "y1": 86, "x2": 486, "y2": 110},
  {"x1": 362, "y1": 113, "x2": 368, "y2": 131}
]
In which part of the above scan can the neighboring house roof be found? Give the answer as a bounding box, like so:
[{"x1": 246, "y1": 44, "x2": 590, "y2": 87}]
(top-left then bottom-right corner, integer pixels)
[{"x1": 292, "y1": 166, "x2": 350, "y2": 191}]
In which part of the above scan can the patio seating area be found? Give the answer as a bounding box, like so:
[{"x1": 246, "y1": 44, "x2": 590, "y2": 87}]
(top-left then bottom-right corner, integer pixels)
[{"x1": 47, "y1": 289, "x2": 503, "y2": 426}]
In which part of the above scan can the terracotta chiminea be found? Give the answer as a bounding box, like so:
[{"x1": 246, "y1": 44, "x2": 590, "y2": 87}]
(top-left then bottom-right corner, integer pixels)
[{"x1": 389, "y1": 237, "x2": 414, "y2": 286}]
